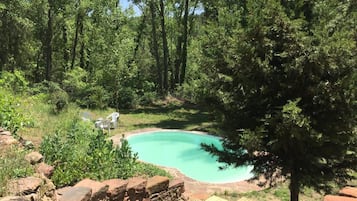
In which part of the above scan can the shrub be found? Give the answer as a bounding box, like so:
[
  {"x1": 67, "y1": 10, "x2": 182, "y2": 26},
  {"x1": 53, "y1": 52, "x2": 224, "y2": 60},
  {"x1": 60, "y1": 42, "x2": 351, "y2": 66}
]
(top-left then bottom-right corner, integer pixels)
[
  {"x1": 134, "y1": 162, "x2": 172, "y2": 178},
  {"x1": 140, "y1": 91, "x2": 157, "y2": 106},
  {"x1": 175, "y1": 78, "x2": 209, "y2": 104},
  {"x1": 62, "y1": 67, "x2": 88, "y2": 101},
  {"x1": 0, "y1": 70, "x2": 29, "y2": 93},
  {"x1": 0, "y1": 90, "x2": 32, "y2": 135},
  {"x1": 49, "y1": 89, "x2": 69, "y2": 114},
  {"x1": 79, "y1": 85, "x2": 109, "y2": 109},
  {"x1": 40, "y1": 119, "x2": 138, "y2": 187},
  {"x1": 138, "y1": 81, "x2": 157, "y2": 105},
  {"x1": 110, "y1": 87, "x2": 138, "y2": 109},
  {"x1": 29, "y1": 81, "x2": 69, "y2": 114}
]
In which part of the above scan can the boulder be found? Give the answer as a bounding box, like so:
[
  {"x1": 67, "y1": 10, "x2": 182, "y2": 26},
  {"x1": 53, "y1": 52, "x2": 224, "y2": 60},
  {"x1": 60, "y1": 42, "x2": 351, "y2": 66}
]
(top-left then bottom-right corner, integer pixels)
[
  {"x1": 169, "y1": 179, "x2": 185, "y2": 193},
  {"x1": 0, "y1": 127, "x2": 4, "y2": 132},
  {"x1": 7, "y1": 177, "x2": 43, "y2": 195},
  {"x1": 0, "y1": 135, "x2": 18, "y2": 145},
  {"x1": 25, "y1": 151, "x2": 43, "y2": 165},
  {"x1": 339, "y1": 187, "x2": 357, "y2": 198},
  {"x1": 126, "y1": 177, "x2": 147, "y2": 201},
  {"x1": 324, "y1": 195, "x2": 357, "y2": 201},
  {"x1": 58, "y1": 187, "x2": 92, "y2": 201},
  {"x1": 146, "y1": 176, "x2": 169, "y2": 195},
  {"x1": 102, "y1": 179, "x2": 128, "y2": 201},
  {"x1": 36, "y1": 163, "x2": 54, "y2": 178},
  {"x1": 75, "y1": 179, "x2": 108, "y2": 201},
  {"x1": 57, "y1": 186, "x2": 73, "y2": 195},
  {"x1": 36, "y1": 177, "x2": 57, "y2": 201},
  {"x1": 0, "y1": 131, "x2": 11, "y2": 136}
]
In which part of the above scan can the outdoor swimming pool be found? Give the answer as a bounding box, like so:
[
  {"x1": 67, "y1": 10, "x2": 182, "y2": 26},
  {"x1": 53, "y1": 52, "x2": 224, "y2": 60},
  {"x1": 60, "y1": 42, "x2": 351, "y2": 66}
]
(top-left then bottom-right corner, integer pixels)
[{"x1": 127, "y1": 130, "x2": 254, "y2": 183}]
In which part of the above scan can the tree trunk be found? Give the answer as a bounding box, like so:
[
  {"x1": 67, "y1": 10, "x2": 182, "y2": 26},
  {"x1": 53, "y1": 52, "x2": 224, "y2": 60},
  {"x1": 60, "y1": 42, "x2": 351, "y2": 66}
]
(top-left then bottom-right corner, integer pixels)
[
  {"x1": 71, "y1": 1, "x2": 81, "y2": 69},
  {"x1": 128, "y1": 11, "x2": 147, "y2": 68},
  {"x1": 174, "y1": 36, "x2": 182, "y2": 86},
  {"x1": 173, "y1": 1, "x2": 185, "y2": 87},
  {"x1": 149, "y1": 1, "x2": 163, "y2": 94},
  {"x1": 79, "y1": 19, "x2": 85, "y2": 69},
  {"x1": 62, "y1": 23, "x2": 69, "y2": 71},
  {"x1": 45, "y1": 5, "x2": 53, "y2": 81},
  {"x1": 35, "y1": 50, "x2": 42, "y2": 82},
  {"x1": 159, "y1": 0, "x2": 169, "y2": 94},
  {"x1": 180, "y1": 0, "x2": 189, "y2": 85},
  {"x1": 290, "y1": 168, "x2": 300, "y2": 201}
]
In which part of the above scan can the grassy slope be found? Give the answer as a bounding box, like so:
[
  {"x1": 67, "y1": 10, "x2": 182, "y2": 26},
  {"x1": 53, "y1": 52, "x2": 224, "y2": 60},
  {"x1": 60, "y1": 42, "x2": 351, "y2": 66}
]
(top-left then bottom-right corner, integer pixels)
[
  {"x1": 16, "y1": 97, "x2": 356, "y2": 200},
  {"x1": 18, "y1": 97, "x2": 219, "y2": 146}
]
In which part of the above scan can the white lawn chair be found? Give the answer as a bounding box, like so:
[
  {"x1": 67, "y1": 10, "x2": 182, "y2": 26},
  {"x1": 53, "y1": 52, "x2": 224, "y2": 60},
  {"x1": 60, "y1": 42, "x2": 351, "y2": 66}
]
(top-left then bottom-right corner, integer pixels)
[{"x1": 107, "y1": 112, "x2": 120, "y2": 129}]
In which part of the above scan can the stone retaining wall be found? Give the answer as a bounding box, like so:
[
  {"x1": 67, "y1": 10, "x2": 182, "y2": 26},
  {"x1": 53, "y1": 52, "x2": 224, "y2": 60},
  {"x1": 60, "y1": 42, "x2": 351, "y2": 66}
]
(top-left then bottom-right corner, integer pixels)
[
  {"x1": 1, "y1": 175, "x2": 185, "y2": 201},
  {"x1": 59, "y1": 176, "x2": 185, "y2": 201}
]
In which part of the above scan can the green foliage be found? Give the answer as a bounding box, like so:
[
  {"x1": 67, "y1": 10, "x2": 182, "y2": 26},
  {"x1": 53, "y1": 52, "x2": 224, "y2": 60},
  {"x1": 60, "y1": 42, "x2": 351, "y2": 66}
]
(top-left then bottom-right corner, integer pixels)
[
  {"x1": 49, "y1": 89, "x2": 69, "y2": 114},
  {"x1": 0, "y1": 1, "x2": 34, "y2": 71},
  {"x1": 0, "y1": 70, "x2": 29, "y2": 93},
  {"x1": 0, "y1": 90, "x2": 32, "y2": 135},
  {"x1": 40, "y1": 119, "x2": 138, "y2": 187},
  {"x1": 82, "y1": 85, "x2": 109, "y2": 109},
  {"x1": 137, "y1": 81, "x2": 157, "y2": 105},
  {"x1": 61, "y1": 67, "x2": 110, "y2": 109},
  {"x1": 0, "y1": 146, "x2": 35, "y2": 196},
  {"x1": 27, "y1": 81, "x2": 70, "y2": 114},
  {"x1": 62, "y1": 67, "x2": 88, "y2": 100},
  {"x1": 274, "y1": 188, "x2": 290, "y2": 201},
  {"x1": 202, "y1": 0, "x2": 357, "y2": 200},
  {"x1": 134, "y1": 162, "x2": 172, "y2": 179},
  {"x1": 116, "y1": 87, "x2": 139, "y2": 109}
]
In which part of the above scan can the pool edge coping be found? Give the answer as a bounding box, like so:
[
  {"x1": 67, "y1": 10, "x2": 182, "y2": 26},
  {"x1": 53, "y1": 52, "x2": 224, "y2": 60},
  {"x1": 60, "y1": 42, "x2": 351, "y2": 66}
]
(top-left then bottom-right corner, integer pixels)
[{"x1": 109, "y1": 128, "x2": 264, "y2": 186}]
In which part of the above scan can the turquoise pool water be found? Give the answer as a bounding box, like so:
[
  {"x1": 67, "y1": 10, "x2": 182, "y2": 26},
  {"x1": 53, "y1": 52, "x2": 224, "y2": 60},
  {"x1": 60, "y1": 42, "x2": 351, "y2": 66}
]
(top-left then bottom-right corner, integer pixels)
[{"x1": 127, "y1": 130, "x2": 254, "y2": 183}]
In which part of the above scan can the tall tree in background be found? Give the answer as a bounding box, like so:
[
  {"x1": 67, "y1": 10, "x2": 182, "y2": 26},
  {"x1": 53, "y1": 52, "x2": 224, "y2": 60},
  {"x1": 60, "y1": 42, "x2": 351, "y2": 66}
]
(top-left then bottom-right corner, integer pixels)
[
  {"x1": 159, "y1": 0, "x2": 169, "y2": 94},
  {"x1": 202, "y1": 1, "x2": 357, "y2": 201},
  {"x1": 71, "y1": 0, "x2": 83, "y2": 69},
  {"x1": 172, "y1": 0, "x2": 193, "y2": 87},
  {"x1": 0, "y1": 0, "x2": 33, "y2": 72},
  {"x1": 179, "y1": 0, "x2": 189, "y2": 85},
  {"x1": 44, "y1": 0, "x2": 54, "y2": 81},
  {"x1": 149, "y1": 0, "x2": 163, "y2": 93}
]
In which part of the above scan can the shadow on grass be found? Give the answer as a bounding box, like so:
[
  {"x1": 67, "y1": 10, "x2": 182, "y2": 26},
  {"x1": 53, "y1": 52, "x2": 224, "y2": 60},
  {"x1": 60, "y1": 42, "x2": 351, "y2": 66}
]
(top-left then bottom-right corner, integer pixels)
[{"x1": 120, "y1": 103, "x2": 218, "y2": 133}]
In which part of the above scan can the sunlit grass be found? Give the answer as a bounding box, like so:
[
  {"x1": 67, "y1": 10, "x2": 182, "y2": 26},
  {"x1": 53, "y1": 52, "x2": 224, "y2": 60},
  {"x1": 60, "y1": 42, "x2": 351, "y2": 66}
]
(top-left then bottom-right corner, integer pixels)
[
  {"x1": 16, "y1": 94, "x2": 217, "y2": 148},
  {"x1": 216, "y1": 182, "x2": 324, "y2": 201}
]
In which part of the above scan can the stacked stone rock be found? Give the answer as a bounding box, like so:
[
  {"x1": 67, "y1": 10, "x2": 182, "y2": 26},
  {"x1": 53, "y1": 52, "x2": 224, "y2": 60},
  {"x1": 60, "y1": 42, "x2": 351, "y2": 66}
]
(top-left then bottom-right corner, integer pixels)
[
  {"x1": 56, "y1": 176, "x2": 185, "y2": 201},
  {"x1": 324, "y1": 187, "x2": 357, "y2": 201},
  {"x1": 0, "y1": 128, "x2": 18, "y2": 145},
  {"x1": 0, "y1": 149, "x2": 57, "y2": 201}
]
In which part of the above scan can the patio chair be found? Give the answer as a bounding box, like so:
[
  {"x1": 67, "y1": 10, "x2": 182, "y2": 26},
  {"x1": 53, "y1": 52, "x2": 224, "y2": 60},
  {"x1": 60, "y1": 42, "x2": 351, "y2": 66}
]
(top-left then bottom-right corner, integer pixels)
[
  {"x1": 107, "y1": 112, "x2": 120, "y2": 129},
  {"x1": 95, "y1": 112, "x2": 120, "y2": 130}
]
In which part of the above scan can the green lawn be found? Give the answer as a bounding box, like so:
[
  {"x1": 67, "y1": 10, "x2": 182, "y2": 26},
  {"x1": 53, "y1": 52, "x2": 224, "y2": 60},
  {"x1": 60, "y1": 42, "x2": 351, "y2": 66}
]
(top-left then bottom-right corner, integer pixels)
[{"x1": 18, "y1": 97, "x2": 218, "y2": 145}]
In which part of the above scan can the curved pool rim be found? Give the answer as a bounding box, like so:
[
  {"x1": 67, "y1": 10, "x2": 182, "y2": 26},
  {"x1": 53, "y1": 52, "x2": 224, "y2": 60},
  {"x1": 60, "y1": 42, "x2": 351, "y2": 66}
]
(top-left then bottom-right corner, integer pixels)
[{"x1": 126, "y1": 129, "x2": 254, "y2": 184}]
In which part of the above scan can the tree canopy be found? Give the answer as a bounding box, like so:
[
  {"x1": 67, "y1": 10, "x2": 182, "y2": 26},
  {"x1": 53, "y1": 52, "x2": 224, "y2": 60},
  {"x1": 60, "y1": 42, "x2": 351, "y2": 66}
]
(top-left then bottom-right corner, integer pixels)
[{"x1": 201, "y1": 1, "x2": 356, "y2": 201}]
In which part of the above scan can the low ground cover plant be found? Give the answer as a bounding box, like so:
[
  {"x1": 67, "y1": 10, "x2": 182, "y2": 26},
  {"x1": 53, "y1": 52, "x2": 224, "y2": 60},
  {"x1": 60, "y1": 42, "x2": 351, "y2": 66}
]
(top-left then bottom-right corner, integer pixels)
[
  {"x1": 40, "y1": 118, "x2": 169, "y2": 187},
  {"x1": 0, "y1": 145, "x2": 34, "y2": 196}
]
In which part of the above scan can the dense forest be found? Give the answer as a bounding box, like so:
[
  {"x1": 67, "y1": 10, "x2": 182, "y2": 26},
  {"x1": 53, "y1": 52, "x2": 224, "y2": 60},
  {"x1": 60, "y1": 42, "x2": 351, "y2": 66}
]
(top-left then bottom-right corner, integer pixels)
[{"x1": 0, "y1": 1, "x2": 356, "y2": 201}]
